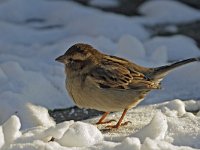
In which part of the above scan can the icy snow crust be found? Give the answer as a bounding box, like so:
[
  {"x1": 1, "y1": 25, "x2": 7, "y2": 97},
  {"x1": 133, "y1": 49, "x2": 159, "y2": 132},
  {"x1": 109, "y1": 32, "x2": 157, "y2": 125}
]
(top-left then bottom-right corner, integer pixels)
[{"x1": 0, "y1": 0, "x2": 200, "y2": 149}]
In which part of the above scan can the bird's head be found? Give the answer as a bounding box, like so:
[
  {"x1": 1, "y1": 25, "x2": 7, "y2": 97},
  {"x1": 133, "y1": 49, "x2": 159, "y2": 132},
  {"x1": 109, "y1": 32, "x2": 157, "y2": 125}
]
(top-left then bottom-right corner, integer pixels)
[{"x1": 55, "y1": 43, "x2": 101, "y2": 73}]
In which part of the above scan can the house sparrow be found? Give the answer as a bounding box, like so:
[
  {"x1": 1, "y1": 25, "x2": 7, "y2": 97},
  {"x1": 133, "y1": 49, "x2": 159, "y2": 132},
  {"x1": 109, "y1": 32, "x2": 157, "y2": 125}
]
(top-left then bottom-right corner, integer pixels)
[{"x1": 56, "y1": 43, "x2": 200, "y2": 129}]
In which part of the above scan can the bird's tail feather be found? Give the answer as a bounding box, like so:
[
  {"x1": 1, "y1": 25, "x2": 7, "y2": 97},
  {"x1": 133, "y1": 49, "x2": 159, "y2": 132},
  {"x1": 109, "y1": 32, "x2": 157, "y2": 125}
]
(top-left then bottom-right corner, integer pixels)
[{"x1": 149, "y1": 57, "x2": 200, "y2": 80}]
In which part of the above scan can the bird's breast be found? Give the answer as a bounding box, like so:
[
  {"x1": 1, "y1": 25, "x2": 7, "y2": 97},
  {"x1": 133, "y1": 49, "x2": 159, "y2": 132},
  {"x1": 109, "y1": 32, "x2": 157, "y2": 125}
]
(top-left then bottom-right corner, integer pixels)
[
  {"x1": 65, "y1": 75, "x2": 150, "y2": 112},
  {"x1": 66, "y1": 75, "x2": 84, "y2": 106}
]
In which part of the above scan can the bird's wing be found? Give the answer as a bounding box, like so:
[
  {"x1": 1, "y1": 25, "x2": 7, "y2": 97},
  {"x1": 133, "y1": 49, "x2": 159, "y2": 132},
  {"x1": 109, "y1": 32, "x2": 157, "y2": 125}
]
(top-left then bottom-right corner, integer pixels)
[{"x1": 86, "y1": 56, "x2": 159, "y2": 90}]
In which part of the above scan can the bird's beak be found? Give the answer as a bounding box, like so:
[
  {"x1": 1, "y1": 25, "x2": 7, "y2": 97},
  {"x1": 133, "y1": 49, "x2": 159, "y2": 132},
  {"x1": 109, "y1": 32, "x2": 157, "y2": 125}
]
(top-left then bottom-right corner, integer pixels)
[{"x1": 55, "y1": 55, "x2": 68, "y2": 64}]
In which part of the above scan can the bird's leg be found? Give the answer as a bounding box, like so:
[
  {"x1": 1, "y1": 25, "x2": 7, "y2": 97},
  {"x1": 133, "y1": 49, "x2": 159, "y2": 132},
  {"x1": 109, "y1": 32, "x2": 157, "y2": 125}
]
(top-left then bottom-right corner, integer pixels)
[
  {"x1": 106, "y1": 109, "x2": 129, "y2": 129},
  {"x1": 96, "y1": 112, "x2": 116, "y2": 124}
]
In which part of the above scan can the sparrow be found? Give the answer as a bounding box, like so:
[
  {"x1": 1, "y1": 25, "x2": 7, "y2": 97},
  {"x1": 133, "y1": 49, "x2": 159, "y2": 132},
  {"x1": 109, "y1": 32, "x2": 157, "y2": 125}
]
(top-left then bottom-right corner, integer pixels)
[{"x1": 56, "y1": 43, "x2": 200, "y2": 129}]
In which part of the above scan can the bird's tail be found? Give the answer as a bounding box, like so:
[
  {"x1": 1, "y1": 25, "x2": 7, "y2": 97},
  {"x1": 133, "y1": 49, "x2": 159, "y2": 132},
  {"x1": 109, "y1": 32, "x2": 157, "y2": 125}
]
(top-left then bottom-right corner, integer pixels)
[{"x1": 149, "y1": 57, "x2": 200, "y2": 80}]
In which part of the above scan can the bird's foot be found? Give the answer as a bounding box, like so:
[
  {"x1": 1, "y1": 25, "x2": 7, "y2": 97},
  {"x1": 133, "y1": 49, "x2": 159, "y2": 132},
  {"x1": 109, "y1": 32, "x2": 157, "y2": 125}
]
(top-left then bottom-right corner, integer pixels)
[
  {"x1": 106, "y1": 121, "x2": 131, "y2": 129},
  {"x1": 96, "y1": 119, "x2": 116, "y2": 125},
  {"x1": 121, "y1": 121, "x2": 131, "y2": 126}
]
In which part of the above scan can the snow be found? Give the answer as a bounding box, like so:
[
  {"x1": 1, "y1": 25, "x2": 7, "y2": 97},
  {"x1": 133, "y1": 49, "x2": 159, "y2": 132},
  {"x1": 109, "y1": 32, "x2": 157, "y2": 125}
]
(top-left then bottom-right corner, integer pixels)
[
  {"x1": 2, "y1": 116, "x2": 21, "y2": 149},
  {"x1": 138, "y1": 0, "x2": 200, "y2": 24},
  {"x1": 90, "y1": 0, "x2": 119, "y2": 7},
  {"x1": 115, "y1": 137, "x2": 141, "y2": 150},
  {"x1": 117, "y1": 35, "x2": 146, "y2": 61},
  {"x1": 1, "y1": 100, "x2": 200, "y2": 150},
  {"x1": 140, "y1": 138, "x2": 195, "y2": 150},
  {"x1": 57, "y1": 121, "x2": 103, "y2": 147},
  {"x1": 133, "y1": 111, "x2": 168, "y2": 142},
  {"x1": 0, "y1": 127, "x2": 4, "y2": 149},
  {"x1": 144, "y1": 35, "x2": 200, "y2": 61},
  {"x1": 21, "y1": 103, "x2": 55, "y2": 129},
  {"x1": 185, "y1": 100, "x2": 200, "y2": 112},
  {"x1": 0, "y1": 0, "x2": 200, "y2": 149},
  {"x1": 159, "y1": 99, "x2": 186, "y2": 116}
]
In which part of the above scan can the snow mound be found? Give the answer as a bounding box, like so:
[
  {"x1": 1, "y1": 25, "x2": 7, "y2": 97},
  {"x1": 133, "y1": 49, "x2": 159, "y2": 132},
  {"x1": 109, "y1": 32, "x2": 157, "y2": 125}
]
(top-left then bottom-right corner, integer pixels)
[
  {"x1": 1, "y1": 116, "x2": 103, "y2": 149},
  {"x1": 57, "y1": 121, "x2": 103, "y2": 147},
  {"x1": 117, "y1": 35, "x2": 146, "y2": 60},
  {"x1": 159, "y1": 99, "x2": 186, "y2": 117},
  {"x1": 1, "y1": 115, "x2": 21, "y2": 149},
  {"x1": 116, "y1": 34, "x2": 168, "y2": 66},
  {"x1": 139, "y1": 0, "x2": 200, "y2": 24},
  {"x1": 0, "y1": 100, "x2": 55, "y2": 129},
  {"x1": 133, "y1": 111, "x2": 168, "y2": 142},
  {"x1": 22, "y1": 103, "x2": 55, "y2": 129},
  {"x1": 144, "y1": 35, "x2": 200, "y2": 61},
  {"x1": 184, "y1": 100, "x2": 200, "y2": 112}
]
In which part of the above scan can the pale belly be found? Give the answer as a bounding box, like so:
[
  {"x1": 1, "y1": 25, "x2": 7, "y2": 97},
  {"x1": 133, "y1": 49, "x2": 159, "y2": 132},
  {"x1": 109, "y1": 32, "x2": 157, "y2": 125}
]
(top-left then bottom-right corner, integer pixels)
[{"x1": 66, "y1": 76, "x2": 149, "y2": 112}]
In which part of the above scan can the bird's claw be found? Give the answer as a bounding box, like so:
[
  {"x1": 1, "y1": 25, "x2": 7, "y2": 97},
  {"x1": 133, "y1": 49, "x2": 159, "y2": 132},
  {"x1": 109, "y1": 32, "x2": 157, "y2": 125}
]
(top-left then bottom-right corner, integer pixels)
[
  {"x1": 105, "y1": 121, "x2": 131, "y2": 129},
  {"x1": 96, "y1": 119, "x2": 116, "y2": 125}
]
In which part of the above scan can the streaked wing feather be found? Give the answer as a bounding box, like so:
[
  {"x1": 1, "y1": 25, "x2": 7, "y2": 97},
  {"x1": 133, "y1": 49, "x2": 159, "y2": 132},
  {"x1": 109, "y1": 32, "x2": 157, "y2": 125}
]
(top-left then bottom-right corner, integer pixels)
[{"x1": 87, "y1": 57, "x2": 159, "y2": 90}]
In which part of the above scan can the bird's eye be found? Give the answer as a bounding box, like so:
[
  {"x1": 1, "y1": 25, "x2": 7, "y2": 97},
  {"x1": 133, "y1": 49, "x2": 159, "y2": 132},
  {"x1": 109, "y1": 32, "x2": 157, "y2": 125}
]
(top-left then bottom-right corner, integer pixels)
[{"x1": 69, "y1": 58, "x2": 73, "y2": 62}]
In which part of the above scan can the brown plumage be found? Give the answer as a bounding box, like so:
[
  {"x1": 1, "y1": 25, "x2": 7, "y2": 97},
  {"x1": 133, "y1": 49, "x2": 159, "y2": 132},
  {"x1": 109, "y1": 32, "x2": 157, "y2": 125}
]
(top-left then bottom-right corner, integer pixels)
[{"x1": 56, "y1": 43, "x2": 200, "y2": 129}]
